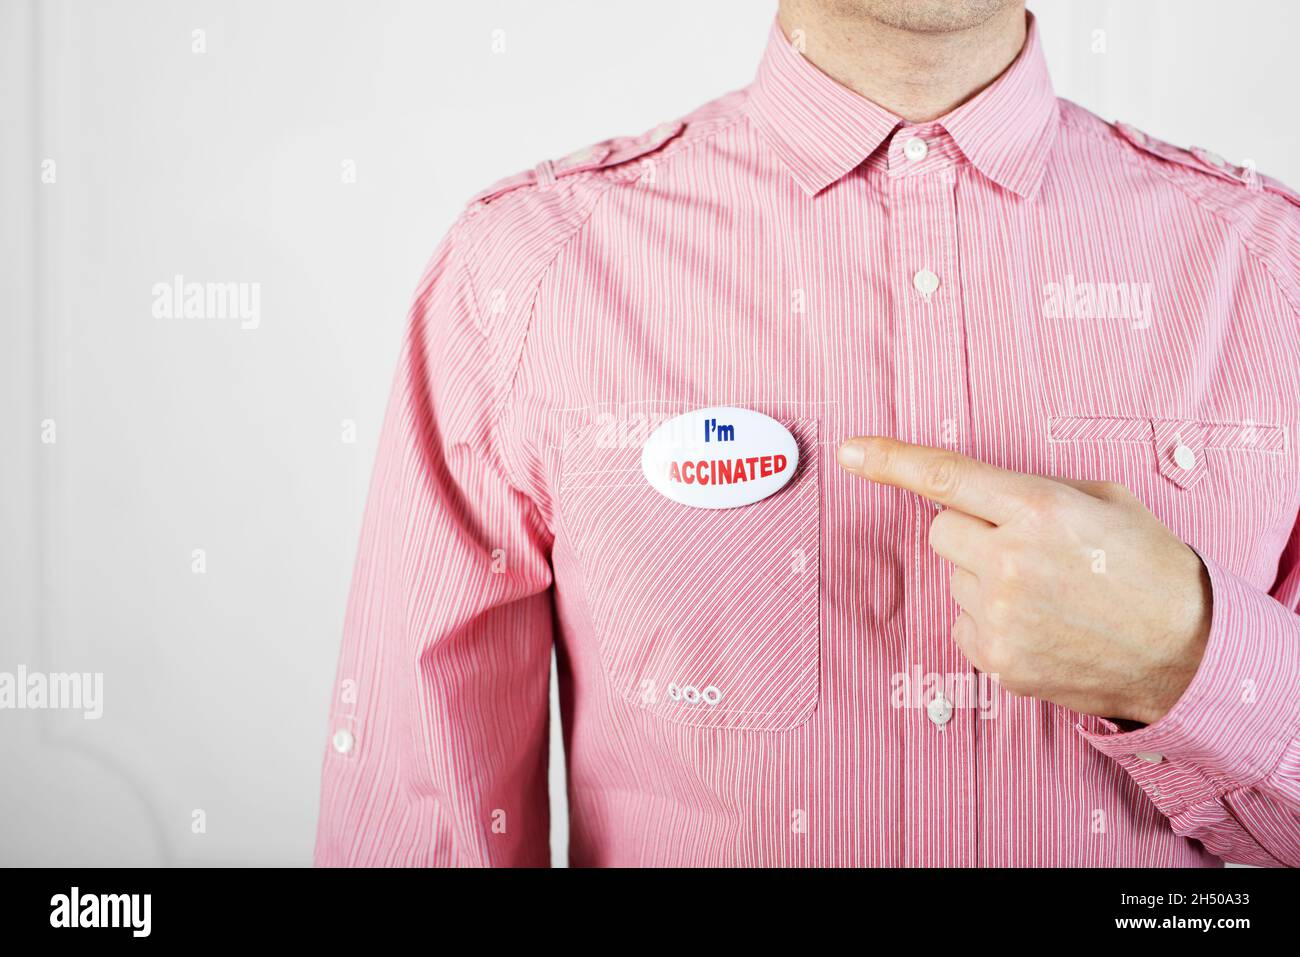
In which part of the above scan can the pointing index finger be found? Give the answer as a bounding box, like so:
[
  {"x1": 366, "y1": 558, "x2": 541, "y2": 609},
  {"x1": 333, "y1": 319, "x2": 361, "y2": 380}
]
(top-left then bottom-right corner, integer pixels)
[{"x1": 836, "y1": 436, "x2": 1042, "y2": 525}]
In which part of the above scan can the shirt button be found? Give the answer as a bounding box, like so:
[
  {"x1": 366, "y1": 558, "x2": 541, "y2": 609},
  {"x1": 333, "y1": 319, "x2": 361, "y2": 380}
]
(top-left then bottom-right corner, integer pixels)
[
  {"x1": 332, "y1": 728, "x2": 355, "y2": 754},
  {"x1": 1135, "y1": 751, "x2": 1164, "y2": 764},
  {"x1": 899, "y1": 136, "x2": 930, "y2": 160},
  {"x1": 913, "y1": 268, "x2": 940, "y2": 298},
  {"x1": 1173, "y1": 442, "x2": 1196, "y2": 470},
  {"x1": 903, "y1": 137, "x2": 928, "y2": 162},
  {"x1": 927, "y1": 695, "x2": 953, "y2": 727}
]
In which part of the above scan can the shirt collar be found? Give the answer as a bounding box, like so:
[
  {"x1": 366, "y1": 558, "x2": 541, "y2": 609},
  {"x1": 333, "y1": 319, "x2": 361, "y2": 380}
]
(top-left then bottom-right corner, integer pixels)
[{"x1": 745, "y1": 13, "x2": 1059, "y2": 199}]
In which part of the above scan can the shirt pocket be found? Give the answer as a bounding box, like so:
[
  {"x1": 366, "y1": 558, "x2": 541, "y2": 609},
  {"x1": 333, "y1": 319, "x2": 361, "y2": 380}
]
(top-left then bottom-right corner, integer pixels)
[
  {"x1": 1046, "y1": 415, "x2": 1293, "y2": 563},
  {"x1": 557, "y1": 416, "x2": 820, "y2": 731}
]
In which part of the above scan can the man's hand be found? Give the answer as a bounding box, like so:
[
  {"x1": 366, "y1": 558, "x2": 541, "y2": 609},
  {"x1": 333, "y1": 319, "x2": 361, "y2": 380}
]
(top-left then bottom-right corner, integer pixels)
[{"x1": 836, "y1": 436, "x2": 1213, "y2": 725}]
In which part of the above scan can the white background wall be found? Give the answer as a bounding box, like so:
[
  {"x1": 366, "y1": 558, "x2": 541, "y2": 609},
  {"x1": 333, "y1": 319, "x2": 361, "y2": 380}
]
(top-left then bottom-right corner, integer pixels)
[{"x1": 1, "y1": 0, "x2": 1296, "y2": 866}]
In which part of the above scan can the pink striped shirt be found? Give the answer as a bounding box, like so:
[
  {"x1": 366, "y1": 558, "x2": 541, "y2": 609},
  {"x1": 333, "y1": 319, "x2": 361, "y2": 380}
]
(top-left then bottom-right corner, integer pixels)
[{"x1": 316, "y1": 15, "x2": 1300, "y2": 867}]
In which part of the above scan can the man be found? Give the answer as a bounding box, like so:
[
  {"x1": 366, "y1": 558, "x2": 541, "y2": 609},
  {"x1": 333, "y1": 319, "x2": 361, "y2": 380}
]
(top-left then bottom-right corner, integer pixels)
[{"x1": 315, "y1": 0, "x2": 1300, "y2": 866}]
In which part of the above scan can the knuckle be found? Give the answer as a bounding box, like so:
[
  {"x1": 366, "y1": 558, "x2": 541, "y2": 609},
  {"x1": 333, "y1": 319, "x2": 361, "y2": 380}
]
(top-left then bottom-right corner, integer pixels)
[
  {"x1": 921, "y1": 453, "x2": 962, "y2": 500},
  {"x1": 1019, "y1": 485, "x2": 1065, "y2": 524},
  {"x1": 983, "y1": 640, "x2": 1018, "y2": 678},
  {"x1": 948, "y1": 568, "x2": 968, "y2": 599},
  {"x1": 866, "y1": 438, "x2": 895, "y2": 477},
  {"x1": 983, "y1": 589, "x2": 1017, "y2": 630},
  {"x1": 927, "y1": 509, "x2": 955, "y2": 549},
  {"x1": 996, "y1": 548, "x2": 1022, "y2": 582},
  {"x1": 952, "y1": 613, "x2": 979, "y2": 653},
  {"x1": 978, "y1": 640, "x2": 1008, "y2": 678}
]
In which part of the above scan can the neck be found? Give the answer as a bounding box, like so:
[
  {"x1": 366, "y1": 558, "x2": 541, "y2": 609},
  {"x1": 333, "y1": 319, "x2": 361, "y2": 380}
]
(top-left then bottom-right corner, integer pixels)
[{"x1": 776, "y1": 1, "x2": 1028, "y2": 122}]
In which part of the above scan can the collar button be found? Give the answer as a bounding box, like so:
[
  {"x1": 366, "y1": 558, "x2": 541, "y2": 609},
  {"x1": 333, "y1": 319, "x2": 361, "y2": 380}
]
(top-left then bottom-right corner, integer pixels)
[{"x1": 903, "y1": 137, "x2": 929, "y2": 162}]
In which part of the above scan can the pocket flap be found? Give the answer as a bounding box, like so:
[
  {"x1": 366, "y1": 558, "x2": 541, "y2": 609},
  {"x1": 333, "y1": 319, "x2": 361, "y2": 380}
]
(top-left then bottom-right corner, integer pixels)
[
  {"x1": 1048, "y1": 415, "x2": 1150, "y2": 443},
  {"x1": 1049, "y1": 415, "x2": 1287, "y2": 493},
  {"x1": 1151, "y1": 419, "x2": 1207, "y2": 490},
  {"x1": 1202, "y1": 421, "x2": 1288, "y2": 454}
]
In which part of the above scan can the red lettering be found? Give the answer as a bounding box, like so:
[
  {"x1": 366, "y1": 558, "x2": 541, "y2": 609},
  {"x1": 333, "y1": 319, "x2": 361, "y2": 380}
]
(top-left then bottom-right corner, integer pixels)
[{"x1": 665, "y1": 453, "x2": 790, "y2": 487}]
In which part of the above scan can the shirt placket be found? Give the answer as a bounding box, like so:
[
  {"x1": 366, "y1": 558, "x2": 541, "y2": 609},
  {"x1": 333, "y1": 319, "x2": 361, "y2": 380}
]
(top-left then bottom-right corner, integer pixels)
[{"x1": 886, "y1": 130, "x2": 978, "y2": 867}]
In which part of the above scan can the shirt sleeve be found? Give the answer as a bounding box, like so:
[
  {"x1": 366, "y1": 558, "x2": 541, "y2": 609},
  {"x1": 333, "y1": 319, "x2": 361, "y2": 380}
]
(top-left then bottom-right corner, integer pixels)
[
  {"x1": 1076, "y1": 525, "x2": 1300, "y2": 867},
  {"x1": 314, "y1": 223, "x2": 555, "y2": 867}
]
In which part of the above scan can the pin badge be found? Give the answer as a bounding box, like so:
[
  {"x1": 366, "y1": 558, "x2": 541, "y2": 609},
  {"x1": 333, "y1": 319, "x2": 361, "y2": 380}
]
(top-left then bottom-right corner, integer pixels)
[{"x1": 640, "y1": 406, "x2": 799, "y2": 509}]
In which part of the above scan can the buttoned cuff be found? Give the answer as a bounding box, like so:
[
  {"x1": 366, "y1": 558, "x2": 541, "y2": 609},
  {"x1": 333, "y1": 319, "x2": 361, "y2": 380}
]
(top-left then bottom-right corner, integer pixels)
[{"x1": 1076, "y1": 550, "x2": 1300, "y2": 816}]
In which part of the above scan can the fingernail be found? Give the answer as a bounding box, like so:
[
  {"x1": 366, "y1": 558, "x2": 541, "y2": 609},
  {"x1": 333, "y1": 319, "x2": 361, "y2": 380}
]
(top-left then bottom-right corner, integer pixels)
[{"x1": 837, "y1": 440, "x2": 866, "y2": 470}]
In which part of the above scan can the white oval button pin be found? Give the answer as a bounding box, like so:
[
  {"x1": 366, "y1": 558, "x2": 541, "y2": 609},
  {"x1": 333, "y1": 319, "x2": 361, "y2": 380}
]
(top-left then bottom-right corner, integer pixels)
[{"x1": 640, "y1": 406, "x2": 799, "y2": 509}]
